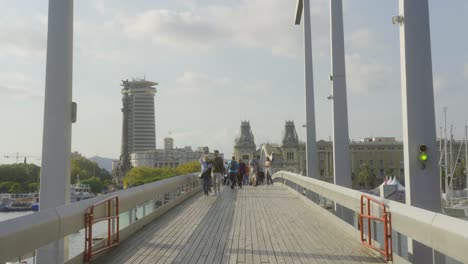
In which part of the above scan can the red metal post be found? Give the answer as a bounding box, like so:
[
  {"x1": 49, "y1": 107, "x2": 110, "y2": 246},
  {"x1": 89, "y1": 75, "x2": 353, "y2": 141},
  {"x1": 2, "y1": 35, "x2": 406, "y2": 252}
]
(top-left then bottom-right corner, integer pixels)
[
  {"x1": 367, "y1": 197, "x2": 372, "y2": 245},
  {"x1": 107, "y1": 199, "x2": 111, "y2": 246}
]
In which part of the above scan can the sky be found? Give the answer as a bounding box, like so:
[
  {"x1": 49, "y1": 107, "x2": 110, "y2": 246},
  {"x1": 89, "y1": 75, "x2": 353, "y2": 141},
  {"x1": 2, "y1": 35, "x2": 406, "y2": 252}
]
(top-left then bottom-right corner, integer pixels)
[{"x1": 1, "y1": 0, "x2": 468, "y2": 164}]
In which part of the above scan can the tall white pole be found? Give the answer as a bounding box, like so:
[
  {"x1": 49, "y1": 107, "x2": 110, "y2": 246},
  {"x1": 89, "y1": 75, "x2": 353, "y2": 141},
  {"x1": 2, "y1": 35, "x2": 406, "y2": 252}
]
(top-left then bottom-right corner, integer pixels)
[
  {"x1": 37, "y1": 0, "x2": 73, "y2": 263},
  {"x1": 296, "y1": 0, "x2": 318, "y2": 178},
  {"x1": 330, "y1": 0, "x2": 351, "y2": 188},
  {"x1": 397, "y1": 0, "x2": 442, "y2": 262}
]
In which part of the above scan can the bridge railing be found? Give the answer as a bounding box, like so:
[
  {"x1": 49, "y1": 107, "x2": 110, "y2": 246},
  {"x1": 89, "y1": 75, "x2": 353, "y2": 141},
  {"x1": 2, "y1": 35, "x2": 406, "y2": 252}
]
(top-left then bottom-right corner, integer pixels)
[
  {"x1": 0, "y1": 173, "x2": 201, "y2": 264},
  {"x1": 273, "y1": 171, "x2": 468, "y2": 264}
]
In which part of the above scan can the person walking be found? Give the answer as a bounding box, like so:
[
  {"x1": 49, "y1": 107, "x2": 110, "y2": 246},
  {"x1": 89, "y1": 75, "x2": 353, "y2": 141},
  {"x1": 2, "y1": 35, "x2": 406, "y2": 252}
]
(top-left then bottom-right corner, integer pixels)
[
  {"x1": 249, "y1": 157, "x2": 259, "y2": 187},
  {"x1": 265, "y1": 157, "x2": 273, "y2": 185},
  {"x1": 224, "y1": 161, "x2": 230, "y2": 186},
  {"x1": 211, "y1": 150, "x2": 224, "y2": 196},
  {"x1": 237, "y1": 159, "x2": 247, "y2": 188},
  {"x1": 199, "y1": 154, "x2": 210, "y2": 195},
  {"x1": 227, "y1": 157, "x2": 238, "y2": 189}
]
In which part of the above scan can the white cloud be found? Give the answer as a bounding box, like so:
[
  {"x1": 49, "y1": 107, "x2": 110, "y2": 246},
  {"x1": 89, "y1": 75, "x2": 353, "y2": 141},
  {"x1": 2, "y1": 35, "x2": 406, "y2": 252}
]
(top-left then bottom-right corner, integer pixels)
[
  {"x1": 116, "y1": 0, "x2": 329, "y2": 57},
  {"x1": 346, "y1": 53, "x2": 394, "y2": 92},
  {"x1": 120, "y1": 9, "x2": 225, "y2": 52},
  {"x1": 171, "y1": 71, "x2": 230, "y2": 95},
  {"x1": 347, "y1": 28, "x2": 382, "y2": 50},
  {"x1": 433, "y1": 75, "x2": 449, "y2": 94},
  {"x1": 0, "y1": 13, "x2": 46, "y2": 58},
  {"x1": 0, "y1": 72, "x2": 37, "y2": 97}
]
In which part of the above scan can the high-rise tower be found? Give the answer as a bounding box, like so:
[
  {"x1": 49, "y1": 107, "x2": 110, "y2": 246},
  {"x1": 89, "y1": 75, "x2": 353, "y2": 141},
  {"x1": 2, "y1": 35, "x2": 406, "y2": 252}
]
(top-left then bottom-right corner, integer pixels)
[
  {"x1": 115, "y1": 78, "x2": 158, "y2": 187},
  {"x1": 125, "y1": 78, "x2": 158, "y2": 153}
]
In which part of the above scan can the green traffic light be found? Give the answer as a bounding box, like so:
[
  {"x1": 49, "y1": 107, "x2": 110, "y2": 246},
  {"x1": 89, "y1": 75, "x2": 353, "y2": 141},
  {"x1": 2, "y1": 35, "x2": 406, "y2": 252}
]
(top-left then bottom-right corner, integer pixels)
[{"x1": 419, "y1": 152, "x2": 428, "y2": 161}]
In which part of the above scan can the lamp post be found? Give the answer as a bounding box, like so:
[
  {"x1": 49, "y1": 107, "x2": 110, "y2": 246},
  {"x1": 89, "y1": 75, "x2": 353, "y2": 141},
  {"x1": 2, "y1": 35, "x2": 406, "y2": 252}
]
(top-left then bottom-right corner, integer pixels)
[
  {"x1": 37, "y1": 0, "x2": 74, "y2": 263},
  {"x1": 295, "y1": 0, "x2": 318, "y2": 178},
  {"x1": 396, "y1": 0, "x2": 442, "y2": 262},
  {"x1": 329, "y1": 0, "x2": 351, "y2": 189}
]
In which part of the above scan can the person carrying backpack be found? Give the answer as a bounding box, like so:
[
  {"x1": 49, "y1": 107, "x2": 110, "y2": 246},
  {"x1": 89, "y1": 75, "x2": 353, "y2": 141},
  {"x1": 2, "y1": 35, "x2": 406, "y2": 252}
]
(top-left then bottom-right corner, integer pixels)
[
  {"x1": 211, "y1": 150, "x2": 224, "y2": 196},
  {"x1": 227, "y1": 156, "x2": 238, "y2": 189},
  {"x1": 199, "y1": 154, "x2": 210, "y2": 195}
]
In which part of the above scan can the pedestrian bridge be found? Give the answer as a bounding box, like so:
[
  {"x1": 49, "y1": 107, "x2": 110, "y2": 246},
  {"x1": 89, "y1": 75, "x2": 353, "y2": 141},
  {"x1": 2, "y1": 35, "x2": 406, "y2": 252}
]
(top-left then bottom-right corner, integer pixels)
[{"x1": 1, "y1": 172, "x2": 467, "y2": 264}]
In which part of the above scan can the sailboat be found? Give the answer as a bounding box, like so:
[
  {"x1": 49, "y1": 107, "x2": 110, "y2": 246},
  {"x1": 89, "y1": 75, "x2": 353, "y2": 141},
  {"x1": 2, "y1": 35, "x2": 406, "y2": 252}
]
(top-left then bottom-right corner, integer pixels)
[{"x1": 443, "y1": 124, "x2": 468, "y2": 217}]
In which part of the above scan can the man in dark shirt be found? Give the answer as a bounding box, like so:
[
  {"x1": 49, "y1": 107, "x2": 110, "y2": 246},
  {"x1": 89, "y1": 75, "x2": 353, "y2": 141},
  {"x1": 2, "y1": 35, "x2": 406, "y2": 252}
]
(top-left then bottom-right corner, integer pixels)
[{"x1": 211, "y1": 150, "x2": 224, "y2": 196}]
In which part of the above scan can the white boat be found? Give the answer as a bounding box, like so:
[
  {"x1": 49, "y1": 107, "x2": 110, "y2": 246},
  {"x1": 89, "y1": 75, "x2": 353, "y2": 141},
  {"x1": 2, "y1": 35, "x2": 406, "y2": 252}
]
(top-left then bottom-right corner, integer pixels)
[{"x1": 70, "y1": 183, "x2": 95, "y2": 202}]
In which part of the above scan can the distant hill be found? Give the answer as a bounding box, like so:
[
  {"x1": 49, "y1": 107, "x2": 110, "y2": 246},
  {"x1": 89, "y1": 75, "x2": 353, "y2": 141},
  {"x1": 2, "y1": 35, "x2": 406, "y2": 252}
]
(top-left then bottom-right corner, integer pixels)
[{"x1": 89, "y1": 156, "x2": 116, "y2": 172}]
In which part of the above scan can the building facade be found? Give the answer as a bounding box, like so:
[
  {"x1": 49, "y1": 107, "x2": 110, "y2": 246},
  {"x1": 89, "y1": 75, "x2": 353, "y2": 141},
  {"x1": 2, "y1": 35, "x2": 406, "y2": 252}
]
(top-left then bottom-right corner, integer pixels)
[
  {"x1": 234, "y1": 121, "x2": 455, "y2": 186},
  {"x1": 124, "y1": 78, "x2": 158, "y2": 154},
  {"x1": 233, "y1": 121, "x2": 256, "y2": 161},
  {"x1": 131, "y1": 137, "x2": 222, "y2": 168}
]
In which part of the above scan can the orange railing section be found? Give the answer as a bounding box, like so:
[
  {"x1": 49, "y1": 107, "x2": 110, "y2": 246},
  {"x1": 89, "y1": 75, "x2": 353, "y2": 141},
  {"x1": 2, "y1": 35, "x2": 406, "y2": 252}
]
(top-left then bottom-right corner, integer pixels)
[
  {"x1": 84, "y1": 196, "x2": 119, "y2": 262},
  {"x1": 359, "y1": 194, "x2": 393, "y2": 262}
]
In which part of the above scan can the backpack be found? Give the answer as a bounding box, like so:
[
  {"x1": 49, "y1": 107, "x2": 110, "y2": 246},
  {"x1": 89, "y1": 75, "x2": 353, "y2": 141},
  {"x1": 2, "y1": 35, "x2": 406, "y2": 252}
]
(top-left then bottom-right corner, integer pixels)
[{"x1": 228, "y1": 161, "x2": 237, "y2": 171}]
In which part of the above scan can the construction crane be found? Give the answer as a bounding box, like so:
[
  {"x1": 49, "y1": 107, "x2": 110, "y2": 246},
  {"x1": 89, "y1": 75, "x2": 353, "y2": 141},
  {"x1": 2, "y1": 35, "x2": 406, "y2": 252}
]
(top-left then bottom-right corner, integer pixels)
[{"x1": 3, "y1": 153, "x2": 41, "y2": 164}]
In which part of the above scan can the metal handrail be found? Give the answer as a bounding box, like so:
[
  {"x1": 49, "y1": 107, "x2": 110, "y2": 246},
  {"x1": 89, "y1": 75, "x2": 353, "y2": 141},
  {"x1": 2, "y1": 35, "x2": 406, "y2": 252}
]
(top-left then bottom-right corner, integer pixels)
[
  {"x1": 273, "y1": 171, "x2": 468, "y2": 264},
  {"x1": 359, "y1": 194, "x2": 393, "y2": 261},
  {"x1": 0, "y1": 173, "x2": 200, "y2": 263}
]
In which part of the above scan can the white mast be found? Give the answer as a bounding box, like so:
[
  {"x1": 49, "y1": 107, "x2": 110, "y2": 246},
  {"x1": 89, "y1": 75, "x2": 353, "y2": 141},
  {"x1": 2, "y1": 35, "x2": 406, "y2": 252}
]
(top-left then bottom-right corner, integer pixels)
[
  {"x1": 439, "y1": 126, "x2": 443, "y2": 193},
  {"x1": 465, "y1": 125, "x2": 467, "y2": 192},
  {"x1": 444, "y1": 108, "x2": 449, "y2": 204},
  {"x1": 450, "y1": 125, "x2": 454, "y2": 195}
]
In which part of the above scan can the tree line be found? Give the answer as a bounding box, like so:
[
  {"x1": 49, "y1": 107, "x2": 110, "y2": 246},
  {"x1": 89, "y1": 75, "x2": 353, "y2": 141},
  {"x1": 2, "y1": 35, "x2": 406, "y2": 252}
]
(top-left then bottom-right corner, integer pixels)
[
  {"x1": 0, "y1": 155, "x2": 112, "y2": 194},
  {"x1": 0, "y1": 156, "x2": 201, "y2": 194},
  {"x1": 123, "y1": 161, "x2": 200, "y2": 189}
]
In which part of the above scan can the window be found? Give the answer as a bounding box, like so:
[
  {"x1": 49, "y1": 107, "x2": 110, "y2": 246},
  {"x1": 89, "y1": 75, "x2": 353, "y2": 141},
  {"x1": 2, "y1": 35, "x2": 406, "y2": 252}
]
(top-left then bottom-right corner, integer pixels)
[
  {"x1": 369, "y1": 160, "x2": 374, "y2": 166},
  {"x1": 379, "y1": 160, "x2": 384, "y2": 168},
  {"x1": 242, "y1": 155, "x2": 249, "y2": 160},
  {"x1": 380, "y1": 169, "x2": 385, "y2": 177},
  {"x1": 360, "y1": 160, "x2": 364, "y2": 165},
  {"x1": 287, "y1": 152, "x2": 295, "y2": 160}
]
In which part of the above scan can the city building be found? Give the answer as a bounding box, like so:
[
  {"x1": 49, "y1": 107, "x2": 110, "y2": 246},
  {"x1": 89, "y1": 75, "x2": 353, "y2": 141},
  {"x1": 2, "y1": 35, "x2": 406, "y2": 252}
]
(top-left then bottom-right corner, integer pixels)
[
  {"x1": 233, "y1": 121, "x2": 256, "y2": 161},
  {"x1": 234, "y1": 121, "x2": 468, "y2": 187},
  {"x1": 123, "y1": 78, "x2": 158, "y2": 153},
  {"x1": 114, "y1": 78, "x2": 158, "y2": 187},
  {"x1": 131, "y1": 137, "x2": 222, "y2": 168}
]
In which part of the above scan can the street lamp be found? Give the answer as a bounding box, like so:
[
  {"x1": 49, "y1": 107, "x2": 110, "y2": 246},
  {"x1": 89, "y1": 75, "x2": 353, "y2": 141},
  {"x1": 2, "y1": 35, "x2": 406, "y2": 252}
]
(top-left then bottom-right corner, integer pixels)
[{"x1": 294, "y1": 0, "x2": 318, "y2": 179}]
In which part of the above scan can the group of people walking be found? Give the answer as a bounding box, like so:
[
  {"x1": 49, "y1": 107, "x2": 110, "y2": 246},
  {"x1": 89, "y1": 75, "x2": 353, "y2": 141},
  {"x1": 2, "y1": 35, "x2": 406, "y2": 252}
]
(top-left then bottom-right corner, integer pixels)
[{"x1": 199, "y1": 150, "x2": 273, "y2": 196}]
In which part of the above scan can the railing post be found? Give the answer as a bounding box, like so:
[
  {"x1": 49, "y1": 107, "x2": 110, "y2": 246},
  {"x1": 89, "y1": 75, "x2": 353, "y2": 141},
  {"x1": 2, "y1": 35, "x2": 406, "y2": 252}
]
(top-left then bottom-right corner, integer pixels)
[{"x1": 128, "y1": 207, "x2": 134, "y2": 224}]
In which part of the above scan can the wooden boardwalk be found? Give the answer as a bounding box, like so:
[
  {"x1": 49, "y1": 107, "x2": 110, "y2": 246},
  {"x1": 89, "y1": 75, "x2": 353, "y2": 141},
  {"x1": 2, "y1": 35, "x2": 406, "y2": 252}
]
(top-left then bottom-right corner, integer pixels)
[{"x1": 96, "y1": 184, "x2": 383, "y2": 264}]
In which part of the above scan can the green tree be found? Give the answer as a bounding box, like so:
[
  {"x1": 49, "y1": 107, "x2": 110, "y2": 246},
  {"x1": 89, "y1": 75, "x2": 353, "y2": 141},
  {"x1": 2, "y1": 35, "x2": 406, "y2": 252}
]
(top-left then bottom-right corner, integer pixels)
[
  {"x1": 123, "y1": 161, "x2": 201, "y2": 189},
  {"x1": 81, "y1": 177, "x2": 104, "y2": 194},
  {"x1": 0, "y1": 163, "x2": 40, "y2": 192},
  {"x1": 71, "y1": 156, "x2": 112, "y2": 183},
  {"x1": 0, "y1": 181, "x2": 18, "y2": 193},
  {"x1": 358, "y1": 165, "x2": 376, "y2": 189},
  {"x1": 9, "y1": 183, "x2": 21, "y2": 193},
  {"x1": 29, "y1": 182, "x2": 40, "y2": 193}
]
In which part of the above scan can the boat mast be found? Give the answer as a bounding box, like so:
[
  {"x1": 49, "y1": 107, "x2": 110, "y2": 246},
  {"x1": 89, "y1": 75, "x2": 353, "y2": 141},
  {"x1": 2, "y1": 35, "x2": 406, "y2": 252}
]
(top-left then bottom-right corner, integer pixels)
[
  {"x1": 450, "y1": 125, "x2": 454, "y2": 195},
  {"x1": 444, "y1": 107, "x2": 449, "y2": 205},
  {"x1": 465, "y1": 125, "x2": 467, "y2": 193},
  {"x1": 439, "y1": 126, "x2": 443, "y2": 194}
]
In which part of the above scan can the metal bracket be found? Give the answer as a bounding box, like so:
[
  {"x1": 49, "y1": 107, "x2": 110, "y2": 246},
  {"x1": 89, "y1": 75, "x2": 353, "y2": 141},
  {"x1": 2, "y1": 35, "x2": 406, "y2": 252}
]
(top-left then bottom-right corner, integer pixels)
[
  {"x1": 392, "y1": 15, "x2": 404, "y2": 25},
  {"x1": 71, "y1": 102, "x2": 77, "y2": 123}
]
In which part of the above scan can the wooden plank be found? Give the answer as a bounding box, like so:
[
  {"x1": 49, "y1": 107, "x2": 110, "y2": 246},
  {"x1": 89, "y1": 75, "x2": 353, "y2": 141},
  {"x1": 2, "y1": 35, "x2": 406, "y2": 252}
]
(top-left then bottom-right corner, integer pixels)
[{"x1": 96, "y1": 184, "x2": 384, "y2": 264}]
